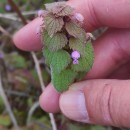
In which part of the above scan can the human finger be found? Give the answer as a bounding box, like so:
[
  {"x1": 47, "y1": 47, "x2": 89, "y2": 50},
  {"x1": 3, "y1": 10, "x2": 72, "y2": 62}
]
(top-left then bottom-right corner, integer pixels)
[
  {"x1": 108, "y1": 60, "x2": 130, "y2": 79},
  {"x1": 39, "y1": 84, "x2": 60, "y2": 113},
  {"x1": 13, "y1": 18, "x2": 43, "y2": 51},
  {"x1": 86, "y1": 28, "x2": 130, "y2": 78},
  {"x1": 68, "y1": 0, "x2": 130, "y2": 30},
  {"x1": 60, "y1": 79, "x2": 130, "y2": 127}
]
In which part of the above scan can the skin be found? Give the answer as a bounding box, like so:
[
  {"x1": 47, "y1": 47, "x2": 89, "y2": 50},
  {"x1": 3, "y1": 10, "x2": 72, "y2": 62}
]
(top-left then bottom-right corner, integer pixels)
[{"x1": 13, "y1": 0, "x2": 130, "y2": 127}]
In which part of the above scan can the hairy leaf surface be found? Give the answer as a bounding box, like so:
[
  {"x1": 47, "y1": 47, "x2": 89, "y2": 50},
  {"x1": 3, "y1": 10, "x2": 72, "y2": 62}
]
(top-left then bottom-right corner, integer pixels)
[
  {"x1": 43, "y1": 47, "x2": 53, "y2": 66},
  {"x1": 43, "y1": 48, "x2": 71, "y2": 73},
  {"x1": 69, "y1": 37, "x2": 86, "y2": 56},
  {"x1": 56, "y1": 5, "x2": 74, "y2": 16},
  {"x1": 51, "y1": 50, "x2": 71, "y2": 73},
  {"x1": 75, "y1": 72, "x2": 86, "y2": 81},
  {"x1": 65, "y1": 21, "x2": 86, "y2": 42},
  {"x1": 44, "y1": 31, "x2": 68, "y2": 51},
  {"x1": 45, "y1": 2, "x2": 73, "y2": 16},
  {"x1": 45, "y1": 2, "x2": 66, "y2": 12},
  {"x1": 44, "y1": 14, "x2": 64, "y2": 37},
  {"x1": 51, "y1": 69, "x2": 77, "y2": 92}
]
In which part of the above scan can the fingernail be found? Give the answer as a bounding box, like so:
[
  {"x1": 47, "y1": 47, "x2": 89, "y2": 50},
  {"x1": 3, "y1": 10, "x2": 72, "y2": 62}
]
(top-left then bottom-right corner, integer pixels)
[{"x1": 60, "y1": 90, "x2": 90, "y2": 123}]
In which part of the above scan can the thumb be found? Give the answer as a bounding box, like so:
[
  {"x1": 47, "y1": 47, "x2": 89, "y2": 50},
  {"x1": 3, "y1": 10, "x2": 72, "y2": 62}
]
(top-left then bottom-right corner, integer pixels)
[{"x1": 59, "y1": 79, "x2": 130, "y2": 127}]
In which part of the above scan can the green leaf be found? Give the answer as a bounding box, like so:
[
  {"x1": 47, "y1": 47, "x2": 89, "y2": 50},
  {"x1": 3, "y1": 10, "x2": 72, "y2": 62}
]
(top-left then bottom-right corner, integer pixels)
[
  {"x1": 69, "y1": 37, "x2": 86, "y2": 56},
  {"x1": 43, "y1": 47, "x2": 53, "y2": 66},
  {"x1": 44, "y1": 14, "x2": 64, "y2": 37},
  {"x1": 43, "y1": 30, "x2": 68, "y2": 51},
  {"x1": 43, "y1": 48, "x2": 71, "y2": 73},
  {"x1": 71, "y1": 41, "x2": 94, "y2": 72},
  {"x1": 51, "y1": 50, "x2": 71, "y2": 73},
  {"x1": 75, "y1": 72, "x2": 86, "y2": 81},
  {"x1": 45, "y1": 2, "x2": 74, "y2": 16},
  {"x1": 51, "y1": 69, "x2": 77, "y2": 92},
  {"x1": 65, "y1": 21, "x2": 86, "y2": 42}
]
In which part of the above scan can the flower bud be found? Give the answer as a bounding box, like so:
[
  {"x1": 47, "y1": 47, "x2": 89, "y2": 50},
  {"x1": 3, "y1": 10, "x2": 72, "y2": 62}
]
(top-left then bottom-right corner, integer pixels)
[
  {"x1": 37, "y1": 10, "x2": 45, "y2": 17},
  {"x1": 74, "y1": 13, "x2": 84, "y2": 22},
  {"x1": 71, "y1": 51, "x2": 80, "y2": 59},
  {"x1": 73, "y1": 59, "x2": 79, "y2": 64}
]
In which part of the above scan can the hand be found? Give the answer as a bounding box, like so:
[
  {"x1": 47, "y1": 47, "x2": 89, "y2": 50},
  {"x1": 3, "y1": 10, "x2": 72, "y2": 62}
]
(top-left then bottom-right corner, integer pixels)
[{"x1": 13, "y1": 0, "x2": 130, "y2": 127}]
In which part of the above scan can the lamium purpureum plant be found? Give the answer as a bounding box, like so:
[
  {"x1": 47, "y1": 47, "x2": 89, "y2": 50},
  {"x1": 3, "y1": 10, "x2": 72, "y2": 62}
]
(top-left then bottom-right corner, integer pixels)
[{"x1": 37, "y1": 2, "x2": 94, "y2": 92}]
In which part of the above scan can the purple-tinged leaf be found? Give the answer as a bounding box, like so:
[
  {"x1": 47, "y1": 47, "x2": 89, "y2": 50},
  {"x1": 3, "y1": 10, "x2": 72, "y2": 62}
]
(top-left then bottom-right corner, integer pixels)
[
  {"x1": 45, "y1": 2, "x2": 74, "y2": 16},
  {"x1": 65, "y1": 21, "x2": 86, "y2": 43},
  {"x1": 43, "y1": 30, "x2": 68, "y2": 51},
  {"x1": 45, "y1": 2, "x2": 66, "y2": 12},
  {"x1": 56, "y1": 5, "x2": 74, "y2": 16},
  {"x1": 44, "y1": 14, "x2": 64, "y2": 37}
]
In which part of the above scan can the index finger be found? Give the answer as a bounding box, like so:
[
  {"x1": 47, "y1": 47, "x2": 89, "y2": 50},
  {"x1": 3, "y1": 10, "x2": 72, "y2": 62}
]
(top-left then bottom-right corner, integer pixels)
[
  {"x1": 13, "y1": 0, "x2": 130, "y2": 51},
  {"x1": 68, "y1": 0, "x2": 130, "y2": 30}
]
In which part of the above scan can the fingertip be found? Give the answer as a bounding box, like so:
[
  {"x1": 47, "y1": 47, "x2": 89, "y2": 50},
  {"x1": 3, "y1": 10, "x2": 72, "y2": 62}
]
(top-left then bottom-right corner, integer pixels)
[
  {"x1": 39, "y1": 84, "x2": 60, "y2": 113},
  {"x1": 59, "y1": 89, "x2": 89, "y2": 123},
  {"x1": 13, "y1": 18, "x2": 43, "y2": 51},
  {"x1": 67, "y1": 0, "x2": 96, "y2": 31}
]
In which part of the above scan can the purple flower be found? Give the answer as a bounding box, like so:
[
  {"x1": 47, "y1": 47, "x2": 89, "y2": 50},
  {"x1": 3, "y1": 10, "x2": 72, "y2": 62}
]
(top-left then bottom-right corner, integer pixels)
[
  {"x1": 71, "y1": 51, "x2": 80, "y2": 64},
  {"x1": 71, "y1": 51, "x2": 80, "y2": 59},
  {"x1": 5, "y1": 4, "x2": 12, "y2": 11},
  {"x1": 73, "y1": 59, "x2": 79, "y2": 64}
]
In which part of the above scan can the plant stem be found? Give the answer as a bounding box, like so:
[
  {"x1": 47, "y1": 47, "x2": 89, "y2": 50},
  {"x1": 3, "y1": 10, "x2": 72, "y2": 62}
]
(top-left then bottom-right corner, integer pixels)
[
  {"x1": 31, "y1": 52, "x2": 45, "y2": 90},
  {"x1": 0, "y1": 25, "x2": 12, "y2": 38},
  {"x1": 0, "y1": 75, "x2": 19, "y2": 130},
  {"x1": 0, "y1": 11, "x2": 37, "y2": 22},
  {"x1": 8, "y1": 0, "x2": 27, "y2": 24}
]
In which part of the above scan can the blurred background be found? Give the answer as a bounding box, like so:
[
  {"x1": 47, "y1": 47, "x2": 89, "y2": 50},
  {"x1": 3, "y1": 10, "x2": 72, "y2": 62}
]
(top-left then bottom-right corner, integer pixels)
[{"x1": 0, "y1": 0, "x2": 128, "y2": 130}]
